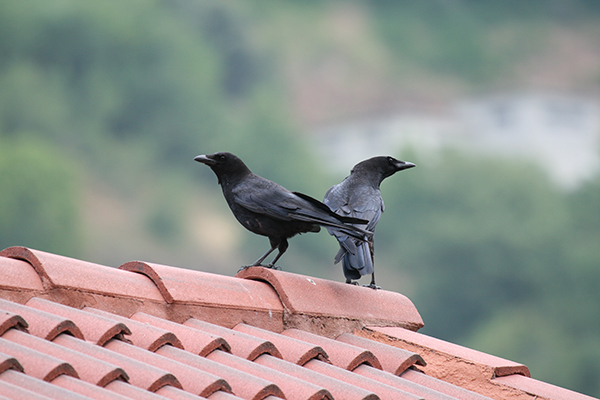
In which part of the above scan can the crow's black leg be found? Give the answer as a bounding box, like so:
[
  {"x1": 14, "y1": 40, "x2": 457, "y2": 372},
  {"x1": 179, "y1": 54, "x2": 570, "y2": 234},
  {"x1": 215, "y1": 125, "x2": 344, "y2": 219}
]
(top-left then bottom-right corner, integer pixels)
[
  {"x1": 266, "y1": 238, "x2": 288, "y2": 269},
  {"x1": 363, "y1": 271, "x2": 381, "y2": 290},
  {"x1": 238, "y1": 245, "x2": 276, "y2": 272},
  {"x1": 345, "y1": 278, "x2": 359, "y2": 285}
]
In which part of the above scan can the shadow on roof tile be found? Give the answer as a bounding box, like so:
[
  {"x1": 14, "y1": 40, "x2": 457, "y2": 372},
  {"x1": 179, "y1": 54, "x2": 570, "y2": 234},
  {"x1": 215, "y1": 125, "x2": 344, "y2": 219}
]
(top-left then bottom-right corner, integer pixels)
[{"x1": 0, "y1": 310, "x2": 28, "y2": 336}]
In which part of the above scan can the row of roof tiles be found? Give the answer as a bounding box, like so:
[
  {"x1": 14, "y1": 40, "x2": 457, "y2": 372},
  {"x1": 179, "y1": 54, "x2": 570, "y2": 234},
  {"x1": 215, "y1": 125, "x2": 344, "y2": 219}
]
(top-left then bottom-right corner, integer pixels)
[{"x1": 0, "y1": 246, "x2": 596, "y2": 400}]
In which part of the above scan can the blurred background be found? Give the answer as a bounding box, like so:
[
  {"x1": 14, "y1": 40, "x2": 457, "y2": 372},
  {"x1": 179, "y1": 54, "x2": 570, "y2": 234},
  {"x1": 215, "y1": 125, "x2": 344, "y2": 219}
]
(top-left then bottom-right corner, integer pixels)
[{"x1": 1, "y1": 0, "x2": 600, "y2": 395}]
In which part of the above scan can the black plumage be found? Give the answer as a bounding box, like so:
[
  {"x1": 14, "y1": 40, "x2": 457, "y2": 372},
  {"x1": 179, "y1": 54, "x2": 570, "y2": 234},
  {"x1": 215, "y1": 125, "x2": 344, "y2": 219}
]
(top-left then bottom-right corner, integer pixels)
[
  {"x1": 324, "y1": 156, "x2": 415, "y2": 288},
  {"x1": 195, "y1": 152, "x2": 372, "y2": 269}
]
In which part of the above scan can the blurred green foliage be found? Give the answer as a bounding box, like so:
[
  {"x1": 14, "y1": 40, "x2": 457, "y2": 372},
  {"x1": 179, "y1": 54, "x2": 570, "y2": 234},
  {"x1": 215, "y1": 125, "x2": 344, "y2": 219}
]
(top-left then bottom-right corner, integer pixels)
[{"x1": 1, "y1": 0, "x2": 600, "y2": 396}]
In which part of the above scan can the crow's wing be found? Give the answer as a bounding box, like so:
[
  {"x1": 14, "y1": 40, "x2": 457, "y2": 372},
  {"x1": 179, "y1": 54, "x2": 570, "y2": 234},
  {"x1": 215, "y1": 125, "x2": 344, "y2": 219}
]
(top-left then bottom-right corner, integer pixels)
[{"x1": 232, "y1": 175, "x2": 370, "y2": 240}]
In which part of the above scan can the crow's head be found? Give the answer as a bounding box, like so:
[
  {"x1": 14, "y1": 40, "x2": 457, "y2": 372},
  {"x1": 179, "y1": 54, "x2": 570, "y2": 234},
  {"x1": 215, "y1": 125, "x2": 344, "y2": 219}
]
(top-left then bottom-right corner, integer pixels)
[
  {"x1": 353, "y1": 156, "x2": 415, "y2": 180},
  {"x1": 194, "y1": 152, "x2": 251, "y2": 185}
]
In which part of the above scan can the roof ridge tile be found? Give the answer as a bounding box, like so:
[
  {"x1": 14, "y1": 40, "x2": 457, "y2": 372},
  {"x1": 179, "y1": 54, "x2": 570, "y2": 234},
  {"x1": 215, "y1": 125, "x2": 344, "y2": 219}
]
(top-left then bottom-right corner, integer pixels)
[
  {"x1": 0, "y1": 255, "x2": 44, "y2": 292},
  {"x1": 84, "y1": 307, "x2": 183, "y2": 351},
  {"x1": 236, "y1": 266, "x2": 423, "y2": 336},
  {"x1": 0, "y1": 247, "x2": 164, "y2": 301},
  {"x1": 25, "y1": 297, "x2": 131, "y2": 345},
  {"x1": 283, "y1": 328, "x2": 382, "y2": 371},
  {"x1": 0, "y1": 298, "x2": 83, "y2": 340}
]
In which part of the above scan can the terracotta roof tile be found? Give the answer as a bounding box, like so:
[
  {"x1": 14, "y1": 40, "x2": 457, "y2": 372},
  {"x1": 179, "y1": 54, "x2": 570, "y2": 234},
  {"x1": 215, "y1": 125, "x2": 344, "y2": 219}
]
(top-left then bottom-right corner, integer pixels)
[
  {"x1": 0, "y1": 246, "x2": 164, "y2": 301},
  {"x1": 0, "y1": 375, "x2": 54, "y2": 400},
  {"x1": 255, "y1": 354, "x2": 378, "y2": 400},
  {"x1": 156, "y1": 344, "x2": 284, "y2": 400},
  {"x1": 2, "y1": 328, "x2": 128, "y2": 387},
  {"x1": 155, "y1": 384, "x2": 227, "y2": 400},
  {"x1": 236, "y1": 266, "x2": 424, "y2": 335},
  {"x1": 131, "y1": 312, "x2": 230, "y2": 356},
  {"x1": 336, "y1": 332, "x2": 425, "y2": 375},
  {"x1": 283, "y1": 328, "x2": 382, "y2": 371},
  {"x1": 234, "y1": 323, "x2": 328, "y2": 365},
  {"x1": 0, "y1": 255, "x2": 43, "y2": 292},
  {"x1": 184, "y1": 318, "x2": 283, "y2": 360},
  {"x1": 0, "y1": 247, "x2": 592, "y2": 400},
  {"x1": 400, "y1": 369, "x2": 493, "y2": 400},
  {"x1": 25, "y1": 297, "x2": 131, "y2": 345},
  {"x1": 119, "y1": 261, "x2": 284, "y2": 330},
  {"x1": 0, "y1": 310, "x2": 28, "y2": 336},
  {"x1": 364, "y1": 326, "x2": 531, "y2": 377},
  {"x1": 85, "y1": 307, "x2": 183, "y2": 351},
  {"x1": 0, "y1": 337, "x2": 78, "y2": 381},
  {"x1": 53, "y1": 333, "x2": 181, "y2": 392},
  {"x1": 354, "y1": 364, "x2": 458, "y2": 400},
  {"x1": 494, "y1": 374, "x2": 598, "y2": 400},
  {"x1": 0, "y1": 298, "x2": 83, "y2": 340},
  {"x1": 104, "y1": 338, "x2": 231, "y2": 397},
  {"x1": 0, "y1": 369, "x2": 89, "y2": 399},
  {"x1": 207, "y1": 391, "x2": 249, "y2": 400},
  {"x1": 51, "y1": 374, "x2": 131, "y2": 399},
  {"x1": 304, "y1": 358, "x2": 421, "y2": 400},
  {"x1": 105, "y1": 379, "x2": 179, "y2": 400},
  {"x1": 0, "y1": 351, "x2": 23, "y2": 374},
  {"x1": 206, "y1": 349, "x2": 331, "y2": 400}
]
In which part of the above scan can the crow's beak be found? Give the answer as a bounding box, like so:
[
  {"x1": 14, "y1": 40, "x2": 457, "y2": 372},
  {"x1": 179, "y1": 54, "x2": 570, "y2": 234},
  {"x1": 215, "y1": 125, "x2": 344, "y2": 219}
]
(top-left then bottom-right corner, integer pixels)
[
  {"x1": 194, "y1": 155, "x2": 216, "y2": 165},
  {"x1": 397, "y1": 161, "x2": 416, "y2": 171}
]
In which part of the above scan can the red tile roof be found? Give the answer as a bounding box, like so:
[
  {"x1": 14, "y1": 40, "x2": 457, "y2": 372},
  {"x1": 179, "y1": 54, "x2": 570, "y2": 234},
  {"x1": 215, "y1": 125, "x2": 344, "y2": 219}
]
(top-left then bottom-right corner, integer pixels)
[{"x1": 0, "y1": 245, "x2": 596, "y2": 400}]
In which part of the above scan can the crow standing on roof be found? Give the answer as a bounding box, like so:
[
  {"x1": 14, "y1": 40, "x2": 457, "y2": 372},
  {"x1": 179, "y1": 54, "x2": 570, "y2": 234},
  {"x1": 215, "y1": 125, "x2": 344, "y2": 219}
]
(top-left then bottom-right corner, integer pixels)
[
  {"x1": 195, "y1": 152, "x2": 372, "y2": 270},
  {"x1": 324, "y1": 156, "x2": 415, "y2": 289}
]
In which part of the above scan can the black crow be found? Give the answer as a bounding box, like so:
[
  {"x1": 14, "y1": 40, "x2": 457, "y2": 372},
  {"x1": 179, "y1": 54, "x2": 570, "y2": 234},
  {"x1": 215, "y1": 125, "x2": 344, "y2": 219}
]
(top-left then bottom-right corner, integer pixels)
[
  {"x1": 194, "y1": 152, "x2": 372, "y2": 269},
  {"x1": 324, "y1": 156, "x2": 415, "y2": 289}
]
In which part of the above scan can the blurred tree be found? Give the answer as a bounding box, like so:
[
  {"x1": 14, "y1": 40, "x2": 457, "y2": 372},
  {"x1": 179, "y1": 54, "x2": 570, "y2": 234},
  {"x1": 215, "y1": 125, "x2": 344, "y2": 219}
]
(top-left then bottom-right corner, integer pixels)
[{"x1": 0, "y1": 136, "x2": 81, "y2": 255}]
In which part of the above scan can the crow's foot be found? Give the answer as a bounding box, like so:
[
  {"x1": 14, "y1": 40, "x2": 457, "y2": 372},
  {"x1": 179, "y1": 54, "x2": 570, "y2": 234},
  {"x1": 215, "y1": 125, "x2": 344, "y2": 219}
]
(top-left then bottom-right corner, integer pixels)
[
  {"x1": 345, "y1": 280, "x2": 360, "y2": 286},
  {"x1": 362, "y1": 283, "x2": 381, "y2": 290},
  {"x1": 265, "y1": 263, "x2": 282, "y2": 270}
]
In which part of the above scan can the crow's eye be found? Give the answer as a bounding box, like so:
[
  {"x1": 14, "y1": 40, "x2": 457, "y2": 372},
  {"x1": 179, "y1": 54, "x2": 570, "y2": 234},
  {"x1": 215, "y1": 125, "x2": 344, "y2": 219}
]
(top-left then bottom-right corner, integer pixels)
[
  {"x1": 217, "y1": 154, "x2": 226, "y2": 161},
  {"x1": 387, "y1": 156, "x2": 395, "y2": 164}
]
